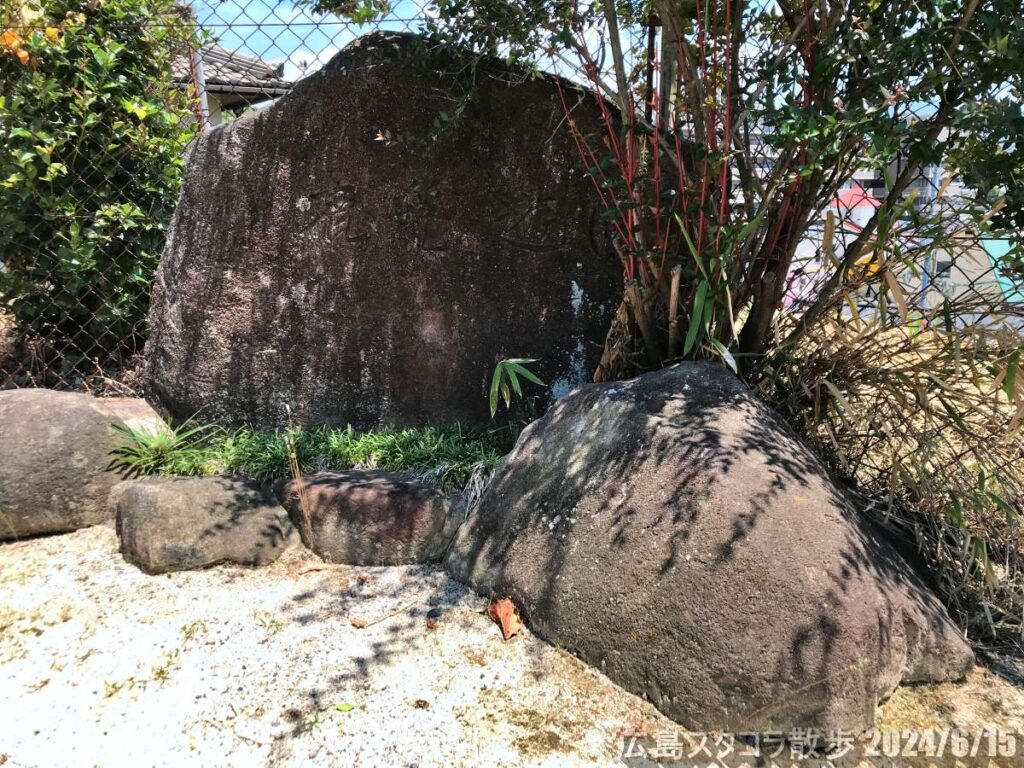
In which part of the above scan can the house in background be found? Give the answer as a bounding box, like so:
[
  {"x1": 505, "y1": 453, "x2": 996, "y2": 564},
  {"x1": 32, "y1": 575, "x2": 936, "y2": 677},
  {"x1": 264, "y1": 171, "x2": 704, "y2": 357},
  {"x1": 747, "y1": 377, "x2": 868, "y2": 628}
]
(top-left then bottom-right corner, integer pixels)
[
  {"x1": 172, "y1": 44, "x2": 292, "y2": 128},
  {"x1": 786, "y1": 182, "x2": 1021, "y2": 324}
]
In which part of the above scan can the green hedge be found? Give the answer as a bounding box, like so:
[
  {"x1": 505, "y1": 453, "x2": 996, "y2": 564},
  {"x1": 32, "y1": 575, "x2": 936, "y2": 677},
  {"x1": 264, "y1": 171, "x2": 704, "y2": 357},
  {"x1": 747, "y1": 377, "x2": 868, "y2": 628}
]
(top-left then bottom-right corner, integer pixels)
[{"x1": 0, "y1": 0, "x2": 194, "y2": 370}]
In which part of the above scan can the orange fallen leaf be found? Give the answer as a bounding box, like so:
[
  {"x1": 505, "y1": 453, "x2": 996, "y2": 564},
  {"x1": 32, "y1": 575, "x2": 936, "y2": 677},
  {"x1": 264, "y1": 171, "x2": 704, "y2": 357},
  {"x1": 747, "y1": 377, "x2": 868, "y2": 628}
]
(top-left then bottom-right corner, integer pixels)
[
  {"x1": 486, "y1": 597, "x2": 523, "y2": 641},
  {"x1": 350, "y1": 617, "x2": 368, "y2": 629}
]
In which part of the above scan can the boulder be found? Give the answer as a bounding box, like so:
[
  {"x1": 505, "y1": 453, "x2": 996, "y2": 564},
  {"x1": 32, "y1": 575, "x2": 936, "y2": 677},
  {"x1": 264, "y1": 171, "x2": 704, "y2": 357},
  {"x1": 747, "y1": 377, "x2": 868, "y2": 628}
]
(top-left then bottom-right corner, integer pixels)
[
  {"x1": 99, "y1": 397, "x2": 166, "y2": 436},
  {"x1": 0, "y1": 389, "x2": 129, "y2": 540},
  {"x1": 446, "y1": 362, "x2": 974, "y2": 733},
  {"x1": 277, "y1": 471, "x2": 459, "y2": 565},
  {"x1": 145, "y1": 32, "x2": 621, "y2": 430},
  {"x1": 112, "y1": 476, "x2": 292, "y2": 573}
]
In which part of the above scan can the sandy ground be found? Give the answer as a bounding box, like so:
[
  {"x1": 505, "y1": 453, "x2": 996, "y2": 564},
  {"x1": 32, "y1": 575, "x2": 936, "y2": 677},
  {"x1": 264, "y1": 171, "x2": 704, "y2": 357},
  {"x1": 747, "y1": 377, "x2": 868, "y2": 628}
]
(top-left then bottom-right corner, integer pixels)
[
  {"x1": 3, "y1": 526, "x2": 1024, "y2": 768},
  {"x1": 0, "y1": 526, "x2": 674, "y2": 768}
]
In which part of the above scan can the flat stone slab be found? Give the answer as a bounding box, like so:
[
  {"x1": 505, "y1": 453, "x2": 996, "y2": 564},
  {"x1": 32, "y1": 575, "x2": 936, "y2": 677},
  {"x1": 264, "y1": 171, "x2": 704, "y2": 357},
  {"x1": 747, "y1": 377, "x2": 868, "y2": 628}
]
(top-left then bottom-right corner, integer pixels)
[
  {"x1": 112, "y1": 476, "x2": 293, "y2": 574},
  {"x1": 277, "y1": 470, "x2": 459, "y2": 565},
  {"x1": 0, "y1": 389, "x2": 130, "y2": 540}
]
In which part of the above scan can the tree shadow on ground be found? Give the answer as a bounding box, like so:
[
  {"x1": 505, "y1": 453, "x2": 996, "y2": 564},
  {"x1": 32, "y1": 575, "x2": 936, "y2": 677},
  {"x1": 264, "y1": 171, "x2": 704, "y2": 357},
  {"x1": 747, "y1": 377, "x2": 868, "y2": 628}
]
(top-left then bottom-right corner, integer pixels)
[
  {"x1": 276, "y1": 470, "x2": 457, "y2": 567},
  {"x1": 259, "y1": 547, "x2": 583, "y2": 757}
]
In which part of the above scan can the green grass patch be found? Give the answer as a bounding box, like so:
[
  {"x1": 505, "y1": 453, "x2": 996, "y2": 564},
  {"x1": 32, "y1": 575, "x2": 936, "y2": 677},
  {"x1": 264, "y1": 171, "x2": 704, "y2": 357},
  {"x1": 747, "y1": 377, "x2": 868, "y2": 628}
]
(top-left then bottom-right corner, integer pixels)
[{"x1": 110, "y1": 421, "x2": 518, "y2": 492}]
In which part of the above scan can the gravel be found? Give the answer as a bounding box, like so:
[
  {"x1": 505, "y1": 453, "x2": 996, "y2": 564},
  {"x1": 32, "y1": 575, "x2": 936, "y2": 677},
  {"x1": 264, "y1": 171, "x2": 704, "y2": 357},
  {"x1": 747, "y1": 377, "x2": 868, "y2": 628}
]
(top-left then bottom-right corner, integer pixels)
[
  {"x1": 3, "y1": 525, "x2": 1023, "y2": 768},
  {"x1": 0, "y1": 525, "x2": 671, "y2": 768}
]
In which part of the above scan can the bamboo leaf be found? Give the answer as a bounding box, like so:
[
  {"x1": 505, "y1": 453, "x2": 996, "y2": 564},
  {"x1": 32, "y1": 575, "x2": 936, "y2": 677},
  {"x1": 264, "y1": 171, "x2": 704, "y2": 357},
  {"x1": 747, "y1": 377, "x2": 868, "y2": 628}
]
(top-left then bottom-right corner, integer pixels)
[
  {"x1": 1007, "y1": 399, "x2": 1024, "y2": 440},
  {"x1": 947, "y1": 492, "x2": 965, "y2": 526},
  {"x1": 841, "y1": 290, "x2": 863, "y2": 330},
  {"x1": 1002, "y1": 349, "x2": 1020, "y2": 403},
  {"x1": 722, "y1": 283, "x2": 738, "y2": 342},
  {"x1": 507, "y1": 368, "x2": 523, "y2": 397},
  {"x1": 883, "y1": 269, "x2": 909, "y2": 324},
  {"x1": 507, "y1": 362, "x2": 545, "y2": 387},
  {"x1": 987, "y1": 490, "x2": 1018, "y2": 521},
  {"x1": 674, "y1": 217, "x2": 710, "y2": 281},
  {"x1": 937, "y1": 174, "x2": 953, "y2": 200},
  {"x1": 707, "y1": 338, "x2": 738, "y2": 374},
  {"x1": 941, "y1": 298, "x2": 954, "y2": 334},
  {"x1": 821, "y1": 211, "x2": 838, "y2": 268},
  {"x1": 683, "y1": 280, "x2": 709, "y2": 356},
  {"x1": 489, "y1": 362, "x2": 504, "y2": 417}
]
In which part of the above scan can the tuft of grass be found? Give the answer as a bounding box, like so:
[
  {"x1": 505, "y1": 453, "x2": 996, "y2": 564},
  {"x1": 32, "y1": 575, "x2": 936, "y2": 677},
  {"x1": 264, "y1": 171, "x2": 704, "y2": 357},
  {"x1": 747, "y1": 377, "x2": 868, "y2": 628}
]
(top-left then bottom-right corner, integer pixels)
[
  {"x1": 253, "y1": 610, "x2": 285, "y2": 637},
  {"x1": 110, "y1": 421, "x2": 517, "y2": 492},
  {"x1": 150, "y1": 650, "x2": 181, "y2": 685},
  {"x1": 110, "y1": 419, "x2": 222, "y2": 476},
  {"x1": 180, "y1": 620, "x2": 207, "y2": 642}
]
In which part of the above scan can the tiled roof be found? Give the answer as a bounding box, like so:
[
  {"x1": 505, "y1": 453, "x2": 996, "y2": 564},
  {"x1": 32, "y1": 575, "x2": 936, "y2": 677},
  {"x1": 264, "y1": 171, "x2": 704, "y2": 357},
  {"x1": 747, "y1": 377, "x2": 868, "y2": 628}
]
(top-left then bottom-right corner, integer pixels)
[
  {"x1": 172, "y1": 44, "x2": 292, "y2": 97},
  {"x1": 832, "y1": 183, "x2": 882, "y2": 210}
]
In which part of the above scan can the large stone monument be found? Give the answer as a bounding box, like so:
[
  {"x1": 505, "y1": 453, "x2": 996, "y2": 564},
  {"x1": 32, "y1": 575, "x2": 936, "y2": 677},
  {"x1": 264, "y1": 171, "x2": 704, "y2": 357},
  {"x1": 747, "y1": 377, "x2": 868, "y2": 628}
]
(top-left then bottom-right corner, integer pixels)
[{"x1": 145, "y1": 32, "x2": 620, "y2": 429}]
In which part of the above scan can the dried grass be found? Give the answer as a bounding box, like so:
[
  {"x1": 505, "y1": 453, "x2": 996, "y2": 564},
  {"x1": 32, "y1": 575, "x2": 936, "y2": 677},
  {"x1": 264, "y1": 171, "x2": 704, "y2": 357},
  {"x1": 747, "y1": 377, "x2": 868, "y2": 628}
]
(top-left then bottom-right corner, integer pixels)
[{"x1": 761, "y1": 308, "x2": 1024, "y2": 652}]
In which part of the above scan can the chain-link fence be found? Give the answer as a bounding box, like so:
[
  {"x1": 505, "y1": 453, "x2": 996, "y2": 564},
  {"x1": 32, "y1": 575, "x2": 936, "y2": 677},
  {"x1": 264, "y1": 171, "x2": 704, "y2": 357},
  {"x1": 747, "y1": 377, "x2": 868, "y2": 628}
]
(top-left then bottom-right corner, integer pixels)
[
  {"x1": 0, "y1": 0, "x2": 436, "y2": 393},
  {"x1": 1, "y1": 0, "x2": 1021, "y2": 394}
]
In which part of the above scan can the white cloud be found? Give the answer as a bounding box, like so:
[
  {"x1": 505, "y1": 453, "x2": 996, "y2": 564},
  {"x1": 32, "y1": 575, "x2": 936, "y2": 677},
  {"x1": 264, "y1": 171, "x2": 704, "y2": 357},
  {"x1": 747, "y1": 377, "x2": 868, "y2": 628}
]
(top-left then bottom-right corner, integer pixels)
[{"x1": 281, "y1": 44, "x2": 343, "y2": 81}]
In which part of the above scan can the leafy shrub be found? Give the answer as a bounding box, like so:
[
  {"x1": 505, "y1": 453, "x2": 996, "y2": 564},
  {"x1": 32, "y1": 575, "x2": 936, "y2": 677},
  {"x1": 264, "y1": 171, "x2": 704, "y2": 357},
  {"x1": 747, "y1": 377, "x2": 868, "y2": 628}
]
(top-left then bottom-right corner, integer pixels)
[{"x1": 0, "y1": 0, "x2": 195, "y2": 377}]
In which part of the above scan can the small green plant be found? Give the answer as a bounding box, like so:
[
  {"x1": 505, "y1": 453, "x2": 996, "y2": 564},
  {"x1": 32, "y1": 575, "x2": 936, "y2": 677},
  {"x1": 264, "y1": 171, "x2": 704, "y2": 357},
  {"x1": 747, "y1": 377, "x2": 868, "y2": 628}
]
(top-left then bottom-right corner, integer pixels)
[
  {"x1": 489, "y1": 358, "x2": 544, "y2": 418},
  {"x1": 149, "y1": 650, "x2": 180, "y2": 685},
  {"x1": 283, "y1": 406, "x2": 313, "y2": 536},
  {"x1": 110, "y1": 421, "x2": 516, "y2": 491},
  {"x1": 301, "y1": 710, "x2": 324, "y2": 734},
  {"x1": 103, "y1": 676, "x2": 138, "y2": 698},
  {"x1": 109, "y1": 419, "x2": 221, "y2": 476},
  {"x1": 253, "y1": 610, "x2": 284, "y2": 637},
  {"x1": 180, "y1": 620, "x2": 207, "y2": 642}
]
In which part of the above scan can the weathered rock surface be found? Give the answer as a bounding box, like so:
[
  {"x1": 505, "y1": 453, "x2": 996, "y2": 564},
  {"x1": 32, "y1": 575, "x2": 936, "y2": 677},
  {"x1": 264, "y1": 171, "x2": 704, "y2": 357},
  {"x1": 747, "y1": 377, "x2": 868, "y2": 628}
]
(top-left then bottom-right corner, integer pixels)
[
  {"x1": 0, "y1": 389, "x2": 129, "y2": 540},
  {"x1": 113, "y1": 476, "x2": 292, "y2": 573},
  {"x1": 277, "y1": 471, "x2": 458, "y2": 565},
  {"x1": 99, "y1": 397, "x2": 165, "y2": 436},
  {"x1": 446, "y1": 362, "x2": 974, "y2": 733},
  {"x1": 145, "y1": 32, "x2": 620, "y2": 430}
]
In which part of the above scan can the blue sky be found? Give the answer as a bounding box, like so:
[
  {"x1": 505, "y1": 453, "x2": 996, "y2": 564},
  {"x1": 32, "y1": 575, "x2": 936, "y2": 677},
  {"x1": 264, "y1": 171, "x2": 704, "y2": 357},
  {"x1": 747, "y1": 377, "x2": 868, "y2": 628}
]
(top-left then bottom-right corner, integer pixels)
[
  {"x1": 191, "y1": 0, "x2": 431, "y2": 80},
  {"x1": 189, "y1": 0, "x2": 623, "y2": 86}
]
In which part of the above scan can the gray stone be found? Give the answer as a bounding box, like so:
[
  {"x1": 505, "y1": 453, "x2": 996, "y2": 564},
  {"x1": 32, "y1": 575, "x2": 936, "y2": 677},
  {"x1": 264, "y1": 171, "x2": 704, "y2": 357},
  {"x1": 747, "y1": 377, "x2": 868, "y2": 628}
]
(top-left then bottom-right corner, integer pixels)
[
  {"x1": 145, "y1": 32, "x2": 621, "y2": 430},
  {"x1": 277, "y1": 471, "x2": 459, "y2": 565},
  {"x1": 446, "y1": 362, "x2": 974, "y2": 733},
  {"x1": 0, "y1": 389, "x2": 130, "y2": 540},
  {"x1": 99, "y1": 397, "x2": 166, "y2": 436},
  {"x1": 113, "y1": 476, "x2": 293, "y2": 573}
]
